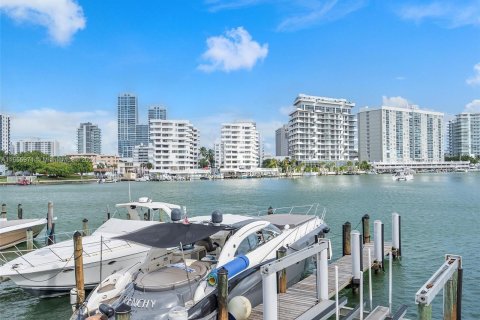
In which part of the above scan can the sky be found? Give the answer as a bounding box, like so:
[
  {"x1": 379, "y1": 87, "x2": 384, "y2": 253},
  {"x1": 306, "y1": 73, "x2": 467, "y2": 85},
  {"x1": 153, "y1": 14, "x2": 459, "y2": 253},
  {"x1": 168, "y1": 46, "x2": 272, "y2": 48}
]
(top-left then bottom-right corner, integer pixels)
[{"x1": 1, "y1": 0, "x2": 479, "y2": 155}]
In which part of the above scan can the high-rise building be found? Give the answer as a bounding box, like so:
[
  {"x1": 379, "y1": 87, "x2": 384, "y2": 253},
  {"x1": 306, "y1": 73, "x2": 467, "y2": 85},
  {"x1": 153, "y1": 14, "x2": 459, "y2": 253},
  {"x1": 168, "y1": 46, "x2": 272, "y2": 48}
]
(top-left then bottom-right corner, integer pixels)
[
  {"x1": 218, "y1": 122, "x2": 260, "y2": 170},
  {"x1": 77, "y1": 122, "x2": 101, "y2": 154},
  {"x1": 358, "y1": 106, "x2": 444, "y2": 162},
  {"x1": 117, "y1": 93, "x2": 138, "y2": 158},
  {"x1": 0, "y1": 114, "x2": 10, "y2": 153},
  {"x1": 148, "y1": 106, "x2": 167, "y2": 121},
  {"x1": 448, "y1": 113, "x2": 480, "y2": 157},
  {"x1": 275, "y1": 124, "x2": 289, "y2": 156},
  {"x1": 288, "y1": 94, "x2": 356, "y2": 162},
  {"x1": 150, "y1": 120, "x2": 199, "y2": 172},
  {"x1": 133, "y1": 144, "x2": 152, "y2": 164},
  {"x1": 14, "y1": 138, "x2": 60, "y2": 156},
  {"x1": 135, "y1": 124, "x2": 149, "y2": 147}
]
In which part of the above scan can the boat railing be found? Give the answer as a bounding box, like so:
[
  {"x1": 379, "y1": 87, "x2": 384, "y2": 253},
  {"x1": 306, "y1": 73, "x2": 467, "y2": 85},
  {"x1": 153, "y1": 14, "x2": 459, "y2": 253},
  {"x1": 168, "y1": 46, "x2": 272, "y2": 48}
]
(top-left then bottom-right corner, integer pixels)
[{"x1": 254, "y1": 203, "x2": 326, "y2": 217}]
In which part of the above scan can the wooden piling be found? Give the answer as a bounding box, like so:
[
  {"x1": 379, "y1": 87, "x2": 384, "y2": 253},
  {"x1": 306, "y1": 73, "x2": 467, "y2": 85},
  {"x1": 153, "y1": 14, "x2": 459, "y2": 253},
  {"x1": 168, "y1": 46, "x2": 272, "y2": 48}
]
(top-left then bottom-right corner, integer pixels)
[
  {"x1": 217, "y1": 267, "x2": 228, "y2": 320},
  {"x1": 26, "y1": 228, "x2": 33, "y2": 251},
  {"x1": 342, "y1": 222, "x2": 351, "y2": 256},
  {"x1": 277, "y1": 246, "x2": 287, "y2": 293},
  {"x1": 444, "y1": 270, "x2": 458, "y2": 320},
  {"x1": 362, "y1": 214, "x2": 370, "y2": 244},
  {"x1": 418, "y1": 303, "x2": 432, "y2": 320},
  {"x1": 457, "y1": 266, "x2": 463, "y2": 320},
  {"x1": 82, "y1": 218, "x2": 89, "y2": 236},
  {"x1": 17, "y1": 204, "x2": 23, "y2": 219},
  {"x1": 1, "y1": 203, "x2": 6, "y2": 219},
  {"x1": 73, "y1": 231, "x2": 85, "y2": 308},
  {"x1": 47, "y1": 201, "x2": 53, "y2": 231},
  {"x1": 47, "y1": 223, "x2": 55, "y2": 245}
]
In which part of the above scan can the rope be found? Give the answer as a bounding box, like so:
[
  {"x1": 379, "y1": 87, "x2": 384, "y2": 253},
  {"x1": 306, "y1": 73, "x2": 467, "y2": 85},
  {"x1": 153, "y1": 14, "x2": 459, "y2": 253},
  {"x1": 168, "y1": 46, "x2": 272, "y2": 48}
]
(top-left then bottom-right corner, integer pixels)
[{"x1": 13, "y1": 252, "x2": 75, "y2": 283}]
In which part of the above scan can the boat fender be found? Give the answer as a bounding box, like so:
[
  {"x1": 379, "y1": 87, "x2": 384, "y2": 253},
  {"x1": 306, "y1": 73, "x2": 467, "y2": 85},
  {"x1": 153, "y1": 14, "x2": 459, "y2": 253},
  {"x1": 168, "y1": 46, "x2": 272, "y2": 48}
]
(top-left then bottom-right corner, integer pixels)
[
  {"x1": 228, "y1": 296, "x2": 252, "y2": 320},
  {"x1": 207, "y1": 255, "x2": 249, "y2": 286},
  {"x1": 193, "y1": 281, "x2": 207, "y2": 303}
]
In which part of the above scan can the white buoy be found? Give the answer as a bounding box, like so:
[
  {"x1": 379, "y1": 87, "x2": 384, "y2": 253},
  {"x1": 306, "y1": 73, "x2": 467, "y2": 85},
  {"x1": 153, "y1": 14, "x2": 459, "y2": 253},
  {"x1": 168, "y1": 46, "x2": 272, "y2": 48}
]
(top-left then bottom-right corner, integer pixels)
[{"x1": 228, "y1": 296, "x2": 252, "y2": 320}]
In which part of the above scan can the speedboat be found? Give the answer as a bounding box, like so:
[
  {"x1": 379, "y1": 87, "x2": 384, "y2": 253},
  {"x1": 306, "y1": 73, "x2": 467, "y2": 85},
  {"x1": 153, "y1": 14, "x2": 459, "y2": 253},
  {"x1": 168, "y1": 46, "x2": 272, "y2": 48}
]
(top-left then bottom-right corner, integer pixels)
[
  {"x1": 0, "y1": 198, "x2": 181, "y2": 297},
  {"x1": 392, "y1": 169, "x2": 414, "y2": 181},
  {"x1": 0, "y1": 217, "x2": 47, "y2": 250},
  {"x1": 72, "y1": 207, "x2": 329, "y2": 319}
]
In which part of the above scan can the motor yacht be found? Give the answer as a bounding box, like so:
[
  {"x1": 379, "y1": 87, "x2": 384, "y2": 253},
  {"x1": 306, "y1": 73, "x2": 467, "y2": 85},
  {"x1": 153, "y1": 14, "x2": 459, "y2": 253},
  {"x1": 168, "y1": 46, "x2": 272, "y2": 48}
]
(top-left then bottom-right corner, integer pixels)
[
  {"x1": 0, "y1": 198, "x2": 181, "y2": 297},
  {"x1": 392, "y1": 169, "x2": 414, "y2": 181},
  {"x1": 72, "y1": 207, "x2": 329, "y2": 319},
  {"x1": 0, "y1": 217, "x2": 47, "y2": 250}
]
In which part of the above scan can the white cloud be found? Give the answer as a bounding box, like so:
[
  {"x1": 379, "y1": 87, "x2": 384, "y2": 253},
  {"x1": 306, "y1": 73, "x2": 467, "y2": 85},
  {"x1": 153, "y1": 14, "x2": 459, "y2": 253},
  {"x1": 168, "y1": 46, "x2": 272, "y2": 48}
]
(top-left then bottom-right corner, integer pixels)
[
  {"x1": 10, "y1": 108, "x2": 117, "y2": 155},
  {"x1": 466, "y1": 63, "x2": 480, "y2": 86},
  {"x1": 382, "y1": 96, "x2": 412, "y2": 108},
  {"x1": 464, "y1": 99, "x2": 480, "y2": 113},
  {"x1": 398, "y1": 1, "x2": 480, "y2": 28},
  {"x1": 0, "y1": 0, "x2": 86, "y2": 45},
  {"x1": 198, "y1": 27, "x2": 268, "y2": 72},
  {"x1": 205, "y1": 0, "x2": 265, "y2": 12}
]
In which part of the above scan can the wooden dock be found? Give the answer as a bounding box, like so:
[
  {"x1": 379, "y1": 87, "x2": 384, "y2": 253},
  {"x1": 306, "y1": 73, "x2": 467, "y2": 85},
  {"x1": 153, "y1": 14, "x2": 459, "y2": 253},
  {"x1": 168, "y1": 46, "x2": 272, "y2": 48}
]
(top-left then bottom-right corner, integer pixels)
[{"x1": 249, "y1": 242, "x2": 392, "y2": 320}]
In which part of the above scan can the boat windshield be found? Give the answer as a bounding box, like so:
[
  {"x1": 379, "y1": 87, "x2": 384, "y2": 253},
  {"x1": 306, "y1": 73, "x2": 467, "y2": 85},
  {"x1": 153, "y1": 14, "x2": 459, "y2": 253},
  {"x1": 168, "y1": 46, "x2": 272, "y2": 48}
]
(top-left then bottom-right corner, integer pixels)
[{"x1": 234, "y1": 224, "x2": 281, "y2": 257}]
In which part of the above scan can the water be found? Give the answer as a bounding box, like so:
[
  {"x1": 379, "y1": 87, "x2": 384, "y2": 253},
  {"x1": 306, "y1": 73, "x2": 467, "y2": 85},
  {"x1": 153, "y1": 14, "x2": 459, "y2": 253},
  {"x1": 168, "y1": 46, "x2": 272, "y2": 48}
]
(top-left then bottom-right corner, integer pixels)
[{"x1": 1, "y1": 173, "x2": 479, "y2": 319}]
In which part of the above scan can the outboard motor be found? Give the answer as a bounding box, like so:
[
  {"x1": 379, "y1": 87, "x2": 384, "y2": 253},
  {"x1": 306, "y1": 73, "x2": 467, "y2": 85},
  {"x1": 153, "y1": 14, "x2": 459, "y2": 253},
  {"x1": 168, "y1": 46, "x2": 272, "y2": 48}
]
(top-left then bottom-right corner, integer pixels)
[
  {"x1": 171, "y1": 208, "x2": 182, "y2": 223},
  {"x1": 211, "y1": 210, "x2": 223, "y2": 226}
]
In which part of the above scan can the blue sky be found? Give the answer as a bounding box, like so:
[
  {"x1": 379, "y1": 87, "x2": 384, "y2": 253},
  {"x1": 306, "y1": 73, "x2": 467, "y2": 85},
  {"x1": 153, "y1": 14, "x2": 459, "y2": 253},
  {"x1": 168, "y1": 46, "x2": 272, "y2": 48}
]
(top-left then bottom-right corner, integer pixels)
[{"x1": 1, "y1": 0, "x2": 479, "y2": 154}]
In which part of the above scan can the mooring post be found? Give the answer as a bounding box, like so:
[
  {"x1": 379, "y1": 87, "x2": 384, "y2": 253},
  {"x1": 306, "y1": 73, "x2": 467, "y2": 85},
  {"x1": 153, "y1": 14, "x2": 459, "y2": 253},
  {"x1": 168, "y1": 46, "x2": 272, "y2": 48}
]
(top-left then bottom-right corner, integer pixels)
[
  {"x1": 47, "y1": 201, "x2": 53, "y2": 232},
  {"x1": 115, "y1": 303, "x2": 132, "y2": 320},
  {"x1": 351, "y1": 230, "x2": 362, "y2": 292},
  {"x1": 47, "y1": 223, "x2": 55, "y2": 245},
  {"x1": 457, "y1": 263, "x2": 463, "y2": 320},
  {"x1": 17, "y1": 204, "x2": 23, "y2": 219},
  {"x1": 316, "y1": 237, "x2": 328, "y2": 301},
  {"x1": 276, "y1": 246, "x2": 287, "y2": 294},
  {"x1": 373, "y1": 220, "x2": 384, "y2": 272},
  {"x1": 263, "y1": 266, "x2": 278, "y2": 320},
  {"x1": 1, "y1": 203, "x2": 6, "y2": 220},
  {"x1": 107, "y1": 205, "x2": 111, "y2": 220},
  {"x1": 392, "y1": 213, "x2": 401, "y2": 259},
  {"x1": 217, "y1": 267, "x2": 228, "y2": 320},
  {"x1": 26, "y1": 227, "x2": 33, "y2": 251},
  {"x1": 73, "y1": 231, "x2": 85, "y2": 309},
  {"x1": 82, "y1": 218, "x2": 89, "y2": 236},
  {"x1": 362, "y1": 214, "x2": 370, "y2": 244},
  {"x1": 444, "y1": 269, "x2": 458, "y2": 320},
  {"x1": 418, "y1": 304, "x2": 432, "y2": 320},
  {"x1": 342, "y1": 221, "x2": 351, "y2": 256}
]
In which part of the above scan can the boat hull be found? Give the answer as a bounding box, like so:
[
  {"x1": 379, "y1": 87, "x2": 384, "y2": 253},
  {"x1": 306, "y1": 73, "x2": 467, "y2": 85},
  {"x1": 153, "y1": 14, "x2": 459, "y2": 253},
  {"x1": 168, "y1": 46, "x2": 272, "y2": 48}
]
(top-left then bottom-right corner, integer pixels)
[{"x1": 0, "y1": 219, "x2": 46, "y2": 250}]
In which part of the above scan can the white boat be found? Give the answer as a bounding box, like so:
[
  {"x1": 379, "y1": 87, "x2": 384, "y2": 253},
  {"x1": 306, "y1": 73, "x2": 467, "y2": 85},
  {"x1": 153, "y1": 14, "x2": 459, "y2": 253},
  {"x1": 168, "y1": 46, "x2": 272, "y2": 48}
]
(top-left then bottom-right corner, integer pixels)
[
  {"x1": 392, "y1": 170, "x2": 414, "y2": 181},
  {"x1": 72, "y1": 206, "x2": 330, "y2": 319},
  {"x1": 0, "y1": 218, "x2": 47, "y2": 250},
  {"x1": 0, "y1": 198, "x2": 181, "y2": 297}
]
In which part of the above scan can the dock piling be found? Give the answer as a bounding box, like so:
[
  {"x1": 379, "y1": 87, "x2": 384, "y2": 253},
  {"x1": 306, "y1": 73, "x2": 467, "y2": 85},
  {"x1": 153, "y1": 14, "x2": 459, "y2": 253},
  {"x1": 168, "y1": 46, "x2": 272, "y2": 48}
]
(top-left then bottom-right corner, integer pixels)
[
  {"x1": 82, "y1": 218, "x2": 89, "y2": 236},
  {"x1": 276, "y1": 246, "x2": 287, "y2": 294},
  {"x1": 47, "y1": 201, "x2": 53, "y2": 231},
  {"x1": 392, "y1": 213, "x2": 401, "y2": 258},
  {"x1": 47, "y1": 223, "x2": 55, "y2": 245},
  {"x1": 373, "y1": 220, "x2": 384, "y2": 272},
  {"x1": 316, "y1": 238, "x2": 329, "y2": 301},
  {"x1": 73, "y1": 231, "x2": 85, "y2": 309},
  {"x1": 362, "y1": 214, "x2": 370, "y2": 244},
  {"x1": 26, "y1": 228, "x2": 33, "y2": 251},
  {"x1": 351, "y1": 230, "x2": 362, "y2": 291},
  {"x1": 1, "y1": 203, "x2": 6, "y2": 219},
  {"x1": 342, "y1": 222, "x2": 351, "y2": 256},
  {"x1": 17, "y1": 204, "x2": 23, "y2": 219},
  {"x1": 217, "y1": 267, "x2": 229, "y2": 320}
]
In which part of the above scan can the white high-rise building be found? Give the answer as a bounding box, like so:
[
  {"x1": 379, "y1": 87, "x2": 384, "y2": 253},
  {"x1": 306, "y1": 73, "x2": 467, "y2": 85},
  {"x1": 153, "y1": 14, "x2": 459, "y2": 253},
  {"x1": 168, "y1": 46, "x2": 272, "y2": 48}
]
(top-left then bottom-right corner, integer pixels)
[
  {"x1": 77, "y1": 122, "x2": 101, "y2": 154},
  {"x1": 358, "y1": 106, "x2": 444, "y2": 162},
  {"x1": 218, "y1": 122, "x2": 260, "y2": 170},
  {"x1": 275, "y1": 124, "x2": 289, "y2": 156},
  {"x1": 14, "y1": 138, "x2": 60, "y2": 156},
  {"x1": 150, "y1": 120, "x2": 199, "y2": 172},
  {"x1": 0, "y1": 114, "x2": 10, "y2": 153},
  {"x1": 448, "y1": 113, "x2": 480, "y2": 157},
  {"x1": 288, "y1": 94, "x2": 356, "y2": 162}
]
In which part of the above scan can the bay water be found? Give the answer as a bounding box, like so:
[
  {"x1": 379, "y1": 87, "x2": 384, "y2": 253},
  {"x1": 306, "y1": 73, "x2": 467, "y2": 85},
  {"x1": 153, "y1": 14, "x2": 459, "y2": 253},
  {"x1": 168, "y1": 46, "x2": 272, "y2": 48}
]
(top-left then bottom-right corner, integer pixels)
[{"x1": 0, "y1": 173, "x2": 479, "y2": 319}]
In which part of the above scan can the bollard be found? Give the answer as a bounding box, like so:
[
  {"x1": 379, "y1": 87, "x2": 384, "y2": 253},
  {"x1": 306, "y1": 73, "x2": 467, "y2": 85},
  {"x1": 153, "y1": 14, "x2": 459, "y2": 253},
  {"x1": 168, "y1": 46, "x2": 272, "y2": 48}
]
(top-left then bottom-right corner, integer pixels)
[
  {"x1": 115, "y1": 303, "x2": 132, "y2": 320},
  {"x1": 17, "y1": 204, "x2": 23, "y2": 219},
  {"x1": 73, "y1": 231, "x2": 85, "y2": 309},
  {"x1": 217, "y1": 267, "x2": 228, "y2": 320},
  {"x1": 26, "y1": 228, "x2": 33, "y2": 251},
  {"x1": 276, "y1": 246, "x2": 287, "y2": 293},
  {"x1": 362, "y1": 214, "x2": 370, "y2": 244},
  {"x1": 47, "y1": 223, "x2": 55, "y2": 245},
  {"x1": 373, "y1": 220, "x2": 384, "y2": 271},
  {"x1": 1, "y1": 203, "x2": 6, "y2": 220},
  {"x1": 351, "y1": 230, "x2": 362, "y2": 290},
  {"x1": 47, "y1": 201, "x2": 54, "y2": 232},
  {"x1": 82, "y1": 218, "x2": 89, "y2": 236},
  {"x1": 342, "y1": 222, "x2": 351, "y2": 256},
  {"x1": 392, "y1": 213, "x2": 401, "y2": 258}
]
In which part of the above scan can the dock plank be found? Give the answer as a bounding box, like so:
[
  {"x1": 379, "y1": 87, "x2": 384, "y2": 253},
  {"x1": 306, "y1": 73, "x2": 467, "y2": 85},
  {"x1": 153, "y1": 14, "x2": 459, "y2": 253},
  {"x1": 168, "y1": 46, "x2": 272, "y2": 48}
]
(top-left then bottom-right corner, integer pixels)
[{"x1": 249, "y1": 242, "x2": 392, "y2": 320}]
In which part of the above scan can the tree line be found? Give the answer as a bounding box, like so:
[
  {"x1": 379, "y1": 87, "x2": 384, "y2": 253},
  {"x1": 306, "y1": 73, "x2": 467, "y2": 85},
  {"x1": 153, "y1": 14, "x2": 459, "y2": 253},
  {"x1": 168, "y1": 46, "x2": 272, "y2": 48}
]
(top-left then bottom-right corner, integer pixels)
[{"x1": 262, "y1": 158, "x2": 372, "y2": 173}]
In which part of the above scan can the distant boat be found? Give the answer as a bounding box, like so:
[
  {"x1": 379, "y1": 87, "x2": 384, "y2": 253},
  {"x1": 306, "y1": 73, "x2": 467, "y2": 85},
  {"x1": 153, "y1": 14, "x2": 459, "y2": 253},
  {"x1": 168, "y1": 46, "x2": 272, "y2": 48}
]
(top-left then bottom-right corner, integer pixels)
[
  {"x1": 392, "y1": 169, "x2": 414, "y2": 181},
  {"x1": 0, "y1": 217, "x2": 47, "y2": 250}
]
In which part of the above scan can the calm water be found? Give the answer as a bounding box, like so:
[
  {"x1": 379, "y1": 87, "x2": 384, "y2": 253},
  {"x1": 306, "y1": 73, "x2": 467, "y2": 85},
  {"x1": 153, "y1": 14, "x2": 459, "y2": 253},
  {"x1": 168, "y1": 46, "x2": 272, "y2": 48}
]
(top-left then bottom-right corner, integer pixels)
[{"x1": 0, "y1": 173, "x2": 479, "y2": 319}]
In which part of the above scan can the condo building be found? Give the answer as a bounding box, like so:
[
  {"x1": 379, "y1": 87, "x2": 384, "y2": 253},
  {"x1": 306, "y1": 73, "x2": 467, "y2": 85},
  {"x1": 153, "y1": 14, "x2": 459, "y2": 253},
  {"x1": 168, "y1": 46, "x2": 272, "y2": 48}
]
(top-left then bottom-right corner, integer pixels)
[
  {"x1": 288, "y1": 94, "x2": 356, "y2": 162},
  {"x1": 14, "y1": 138, "x2": 60, "y2": 156},
  {"x1": 275, "y1": 124, "x2": 289, "y2": 156},
  {"x1": 117, "y1": 93, "x2": 138, "y2": 158},
  {"x1": 358, "y1": 106, "x2": 444, "y2": 163},
  {"x1": 77, "y1": 122, "x2": 101, "y2": 154},
  {"x1": 218, "y1": 122, "x2": 260, "y2": 170},
  {"x1": 0, "y1": 114, "x2": 10, "y2": 153},
  {"x1": 448, "y1": 113, "x2": 480, "y2": 157},
  {"x1": 148, "y1": 106, "x2": 167, "y2": 121},
  {"x1": 149, "y1": 120, "x2": 199, "y2": 172}
]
